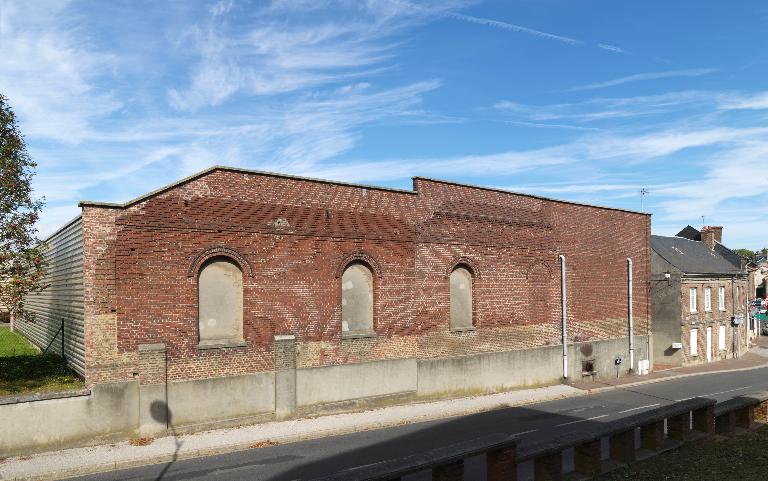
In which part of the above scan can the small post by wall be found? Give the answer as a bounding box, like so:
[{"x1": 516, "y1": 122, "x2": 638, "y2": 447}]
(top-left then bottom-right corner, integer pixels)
[
  {"x1": 137, "y1": 343, "x2": 168, "y2": 436},
  {"x1": 274, "y1": 334, "x2": 297, "y2": 420}
]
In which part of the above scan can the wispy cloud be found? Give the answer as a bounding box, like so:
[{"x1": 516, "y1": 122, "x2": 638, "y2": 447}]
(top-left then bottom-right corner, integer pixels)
[
  {"x1": 503, "y1": 120, "x2": 604, "y2": 131},
  {"x1": 494, "y1": 91, "x2": 712, "y2": 123},
  {"x1": 167, "y1": 1, "x2": 470, "y2": 112},
  {"x1": 0, "y1": 0, "x2": 121, "y2": 143},
  {"x1": 717, "y1": 91, "x2": 768, "y2": 110},
  {"x1": 598, "y1": 43, "x2": 627, "y2": 54},
  {"x1": 654, "y1": 140, "x2": 768, "y2": 222},
  {"x1": 446, "y1": 12, "x2": 583, "y2": 45},
  {"x1": 298, "y1": 145, "x2": 575, "y2": 183},
  {"x1": 566, "y1": 68, "x2": 718, "y2": 91}
]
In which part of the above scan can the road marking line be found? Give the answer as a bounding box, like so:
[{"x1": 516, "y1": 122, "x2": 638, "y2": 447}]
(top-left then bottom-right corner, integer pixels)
[
  {"x1": 511, "y1": 429, "x2": 538, "y2": 437},
  {"x1": 618, "y1": 403, "x2": 661, "y2": 414},
  {"x1": 555, "y1": 414, "x2": 608, "y2": 427},
  {"x1": 676, "y1": 385, "x2": 753, "y2": 402}
]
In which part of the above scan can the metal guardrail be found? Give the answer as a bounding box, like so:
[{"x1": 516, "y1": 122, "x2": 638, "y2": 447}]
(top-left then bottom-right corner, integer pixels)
[
  {"x1": 313, "y1": 433, "x2": 518, "y2": 481},
  {"x1": 311, "y1": 393, "x2": 768, "y2": 481}
]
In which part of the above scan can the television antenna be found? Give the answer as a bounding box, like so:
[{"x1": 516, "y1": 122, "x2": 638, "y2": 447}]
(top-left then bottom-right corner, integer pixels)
[{"x1": 640, "y1": 188, "x2": 650, "y2": 211}]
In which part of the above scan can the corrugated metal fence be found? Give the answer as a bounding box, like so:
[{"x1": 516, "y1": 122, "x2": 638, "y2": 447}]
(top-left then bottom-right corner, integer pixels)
[{"x1": 16, "y1": 217, "x2": 85, "y2": 376}]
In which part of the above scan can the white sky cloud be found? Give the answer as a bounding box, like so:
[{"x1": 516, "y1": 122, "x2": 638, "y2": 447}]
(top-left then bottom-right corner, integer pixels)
[
  {"x1": 566, "y1": 68, "x2": 719, "y2": 92},
  {"x1": 0, "y1": 0, "x2": 121, "y2": 143},
  {"x1": 3, "y1": 0, "x2": 768, "y2": 248}
]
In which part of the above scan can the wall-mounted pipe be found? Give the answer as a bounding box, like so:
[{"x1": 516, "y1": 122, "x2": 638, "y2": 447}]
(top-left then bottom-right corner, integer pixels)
[
  {"x1": 559, "y1": 255, "x2": 568, "y2": 379},
  {"x1": 627, "y1": 257, "x2": 634, "y2": 371}
]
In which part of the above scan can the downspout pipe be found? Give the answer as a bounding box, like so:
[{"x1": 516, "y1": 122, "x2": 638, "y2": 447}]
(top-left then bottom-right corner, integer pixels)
[
  {"x1": 559, "y1": 255, "x2": 568, "y2": 379},
  {"x1": 627, "y1": 258, "x2": 635, "y2": 371}
]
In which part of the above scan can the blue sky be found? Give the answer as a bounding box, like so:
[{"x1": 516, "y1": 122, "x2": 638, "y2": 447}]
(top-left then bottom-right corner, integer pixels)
[{"x1": 2, "y1": 1, "x2": 768, "y2": 248}]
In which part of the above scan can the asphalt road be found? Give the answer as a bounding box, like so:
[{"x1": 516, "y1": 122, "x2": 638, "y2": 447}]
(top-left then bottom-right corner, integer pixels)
[{"x1": 71, "y1": 366, "x2": 768, "y2": 481}]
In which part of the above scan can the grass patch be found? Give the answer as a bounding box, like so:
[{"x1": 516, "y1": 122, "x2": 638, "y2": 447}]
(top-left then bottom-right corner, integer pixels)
[
  {"x1": 597, "y1": 425, "x2": 768, "y2": 481},
  {"x1": 0, "y1": 329, "x2": 84, "y2": 397}
]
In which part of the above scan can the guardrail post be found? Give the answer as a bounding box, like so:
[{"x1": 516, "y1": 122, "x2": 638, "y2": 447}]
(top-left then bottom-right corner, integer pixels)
[
  {"x1": 735, "y1": 405, "x2": 755, "y2": 430},
  {"x1": 432, "y1": 460, "x2": 464, "y2": 481},
  {"x1": 692, "y1": 405, "x2": 715, "y2": 434},
  {"x1": 667, "y1": 412, "x2": 691, "y2": 440},
  {"x1": 715, "y1": 412, "x2": 736, "y2": 436},
  {"x1": 609, "y1": 430, "x2": 636, "y2": 463},
  {"x1": 534, "y1": 451, "x2": 563, "y2": 481},
  {"x1": 486, "y1": 445, "x2": 517, "y2": 481},
  {"x1": 640, "y1": 420, "x2": 665, "y2": 451},
  {"x1": 754, "y1": 400, "x2": 768, "y2": 422},
  {"x1": 574, "y1": 439, "x2": 602, "y2": 476}
]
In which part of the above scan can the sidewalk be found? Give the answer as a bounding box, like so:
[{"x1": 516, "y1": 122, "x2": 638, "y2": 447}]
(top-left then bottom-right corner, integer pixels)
[
  {"x1": 3, "y1": 340, "x2": 768, "y2": 481},
  {"x1": 0, "y1": 384, "x2": 579, "y2": 481}
]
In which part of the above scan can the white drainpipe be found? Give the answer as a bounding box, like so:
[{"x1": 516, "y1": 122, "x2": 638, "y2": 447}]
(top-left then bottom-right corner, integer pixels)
[
  {"x1": 559, "y1": 255, "x2": 568, "y2": 379},
  {"x1": 627, "y1": 257, "x2": 635, "y2": 371}
]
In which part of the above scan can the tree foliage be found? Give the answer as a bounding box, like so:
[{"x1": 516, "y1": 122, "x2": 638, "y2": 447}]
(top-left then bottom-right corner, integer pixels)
[
  {"x1": 734, "y1": 248, "x2": 757, "y2": 260},
  {"x1": 0, "y1": 94, "x2": 46, "y2": 319}
]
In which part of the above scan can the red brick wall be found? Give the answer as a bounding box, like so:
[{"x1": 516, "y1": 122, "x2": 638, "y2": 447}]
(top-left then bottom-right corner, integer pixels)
[{"x1": 81, "y1": 169, "x2": 650, "y2": 383}]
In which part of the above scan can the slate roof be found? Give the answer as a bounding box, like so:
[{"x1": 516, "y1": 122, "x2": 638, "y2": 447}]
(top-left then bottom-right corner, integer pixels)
[
  {"x1": 651, "y1": 235, "x2": 743, "y2": 275},
  {"x1": 676, "y1": 225, "x2": 701, "y2": 241}
]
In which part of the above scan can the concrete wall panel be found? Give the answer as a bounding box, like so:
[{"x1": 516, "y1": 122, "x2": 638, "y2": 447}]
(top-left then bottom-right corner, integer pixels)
[
  {"x1": 166, "y1": 373, "x2": 275, "y2": 427},
  {"x1": 417, "y1": 345, "x2": 563, "y2": 397},
  {"x1": 568, "y1": 335, "x2": 650, "y2": 379},
  {"x1": 0, "y1": 382, "x2": 137, "y2": 457},
  {"x1": 417, "y1": 336, "x2": 649, "y2": 398},
  {"x1": 296, "y1": 358, "x2": 417, "y2": 407}
]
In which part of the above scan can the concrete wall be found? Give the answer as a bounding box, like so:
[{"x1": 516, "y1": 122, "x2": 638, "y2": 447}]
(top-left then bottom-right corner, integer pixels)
[
  {"x1": 651, "y1": 251, "x2": 684, "y2": 366},
  {"x1": 0, "y1": 382, "x2": 137, "y2": 457},
  {"x1": 417, "y1": 336, "x2": 649, "y2": 398},
  {"x1": 2, "y1": 335, "x2": 649, "y2": 456},
  {"x1": 167, "y1": 373, "x2": 274, "y2": 427},
  {"x1": 297, "y1": 358, "x2": 417, "y2": 407}
]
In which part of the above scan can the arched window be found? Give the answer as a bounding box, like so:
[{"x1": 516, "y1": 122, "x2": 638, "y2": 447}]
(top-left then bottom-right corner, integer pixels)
[
  {"x1": 450, "y1": 266, "x2": 473, "y2": 329},
  {"x1": 198, "y1": 257, "x2": 243, "y2": 345},
  {"x1": 341, "y1": 262, "x2": 374, "y2": 334}
]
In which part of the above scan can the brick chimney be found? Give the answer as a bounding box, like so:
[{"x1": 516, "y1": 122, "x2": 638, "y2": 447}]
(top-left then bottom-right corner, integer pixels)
[{"x1": 701, "y1": 225, "x2": 722, "y2": 249}]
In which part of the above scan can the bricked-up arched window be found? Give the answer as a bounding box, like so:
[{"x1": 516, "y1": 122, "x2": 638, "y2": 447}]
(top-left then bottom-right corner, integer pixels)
[
  {"x1": 341, "y1": 262, "x2": 374, "y2": 335},
  {"x1": 450, "y1": 266, "x2": 473, "y2": 330},
  {"x1": 198, "y1": 257, "x2": 243, "y2": 346}
]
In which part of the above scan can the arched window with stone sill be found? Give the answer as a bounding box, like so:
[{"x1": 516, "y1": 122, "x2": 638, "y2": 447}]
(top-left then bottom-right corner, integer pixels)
[
  {"x1": 450, "y1": 265, "x2": 474, "y2": 330},
  {"x1": 198, "y1": 257, "x2": 244, "y2": 347},
  {"x1": 341, "y1": 262, "x2": 374, "y2": 335}
]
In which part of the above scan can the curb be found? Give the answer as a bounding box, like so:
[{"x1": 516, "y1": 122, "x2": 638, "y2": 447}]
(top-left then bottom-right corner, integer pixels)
[
  {"x1": 6, "y1": 359, "x2": 768, "y2": 481},
  {"x1": 578, "y1": 358, "x2": 768, "y2": 394}
]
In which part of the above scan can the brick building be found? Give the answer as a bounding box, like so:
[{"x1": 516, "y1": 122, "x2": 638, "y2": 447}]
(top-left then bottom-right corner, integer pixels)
[
  {"x1": 651, "y1": 226, "x2": 749, "y2": 368},
  {"x1": 16, "y1": 166, "x2": 651, "y2": 434}
]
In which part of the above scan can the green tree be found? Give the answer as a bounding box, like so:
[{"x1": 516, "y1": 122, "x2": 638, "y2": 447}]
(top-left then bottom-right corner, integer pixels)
[
  {"x1": 0, "y1": 94, "x2": 45, "y2": 322},
  {"x1": 734, "y1": 248, "x2": 756, "y2": 259}
]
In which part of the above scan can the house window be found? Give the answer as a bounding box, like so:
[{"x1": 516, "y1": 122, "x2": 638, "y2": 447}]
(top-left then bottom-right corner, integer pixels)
[
  {"x1": 450, "y1": 266, "x2": 473, "y2": 330},
  {"x1": 690, "y1": 328, "x2": 698, "y2": 356},
  {"x1": 689, "y1": 287, "x2": 697, "y2": 312},
  {"x1": 704, "y1": 287, "x2": 712, "y2": 312},
  {"x1": 341, "y1": 262, "x2": 374, "y2": 335},
  {"x1": 718, "y1": 325, "x2": 726, "y2": 351},
  {"x1": 198, "y1": 258, "x2": 243, "y2": 345},
  {"x1": 718, "y1": 286, "x2": 725, "y2": 311}
]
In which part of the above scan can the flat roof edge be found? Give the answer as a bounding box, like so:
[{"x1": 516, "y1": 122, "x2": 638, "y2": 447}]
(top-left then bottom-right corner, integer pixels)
[
  {"x1": 40, "y1": 214, "x2": 82, "y2": 243},
  {"x1": 77, "y1": 165, "x2": 650, "y2": 216},
  {"x1": 412, "y1": 176, "x2": 651, "y2": 216},
  {"x1": 78, "y1": 165, "x2": 418, "y2": 209}
]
